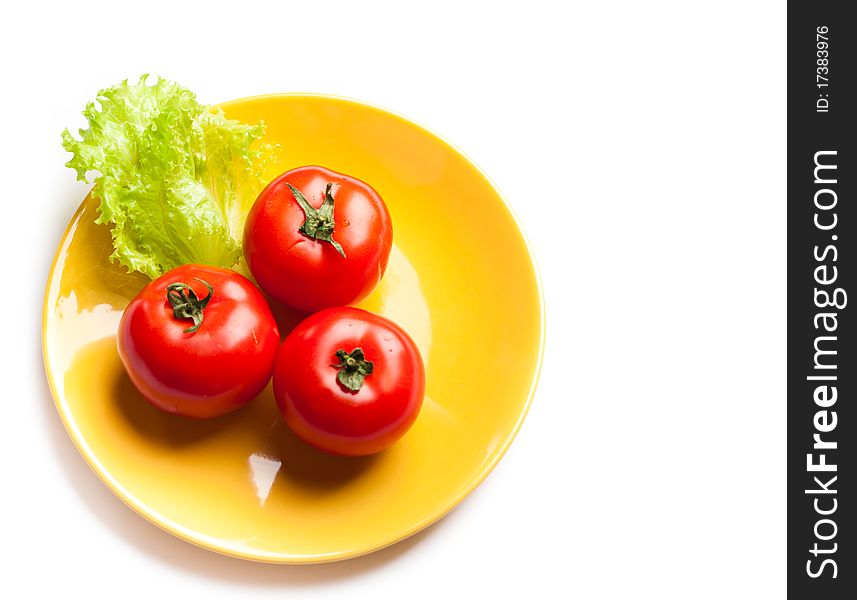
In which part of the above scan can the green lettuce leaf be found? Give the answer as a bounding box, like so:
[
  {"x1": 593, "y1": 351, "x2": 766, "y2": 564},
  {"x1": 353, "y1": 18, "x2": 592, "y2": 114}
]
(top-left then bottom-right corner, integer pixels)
[{"x1": 61, "y1": 75, "x2": 275, "y2": 278}]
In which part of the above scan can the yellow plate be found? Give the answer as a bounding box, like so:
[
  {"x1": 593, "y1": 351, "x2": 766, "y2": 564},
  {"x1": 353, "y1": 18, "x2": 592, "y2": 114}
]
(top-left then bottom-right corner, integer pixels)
[{"x1": 42, "y1": 94, "x2": 544, "y2": 563}]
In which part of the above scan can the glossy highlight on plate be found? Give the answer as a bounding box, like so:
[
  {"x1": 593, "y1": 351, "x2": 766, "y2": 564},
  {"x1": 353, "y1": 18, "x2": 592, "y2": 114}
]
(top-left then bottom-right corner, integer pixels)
[{"x1": 43, "y1": 94, "x2": 544, "y2": 563}]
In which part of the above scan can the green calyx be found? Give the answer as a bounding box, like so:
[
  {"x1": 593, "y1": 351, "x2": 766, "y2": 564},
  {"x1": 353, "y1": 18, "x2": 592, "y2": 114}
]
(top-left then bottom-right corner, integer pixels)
[
  {"x1": 166, "y1": 278, "x2": 214, "y2": 333},
  {"x1": 333, "y1": 348, "x2": 374, "y2": 392},
  {"x1": 288, "y1": 182, "x2": 346, "y2": 258}
]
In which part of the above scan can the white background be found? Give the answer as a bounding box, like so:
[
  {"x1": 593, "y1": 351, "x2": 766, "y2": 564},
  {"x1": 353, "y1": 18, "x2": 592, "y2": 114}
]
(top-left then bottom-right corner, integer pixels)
[{"x1": 2, "y1": 1, "x2": 785, "y2": 597}]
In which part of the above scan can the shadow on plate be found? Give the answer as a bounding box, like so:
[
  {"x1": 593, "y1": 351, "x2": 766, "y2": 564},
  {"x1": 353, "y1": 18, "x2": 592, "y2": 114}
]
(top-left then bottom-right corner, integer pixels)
[
  {"x1": 265, "y1": 417, "x2": 381, "y2": 491},
  {"x1": 112, "y1": 364, "x2": 240, "y2": 447},
  {"x1": 110, "y1": 345, "x2": 379, "y2": 489}
]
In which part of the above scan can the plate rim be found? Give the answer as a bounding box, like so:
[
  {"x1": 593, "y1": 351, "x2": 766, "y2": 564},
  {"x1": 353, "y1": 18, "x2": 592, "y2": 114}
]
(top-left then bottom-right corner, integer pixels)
[{"x1": 42, "y1": 92, "x2": 546, "y2": 564}]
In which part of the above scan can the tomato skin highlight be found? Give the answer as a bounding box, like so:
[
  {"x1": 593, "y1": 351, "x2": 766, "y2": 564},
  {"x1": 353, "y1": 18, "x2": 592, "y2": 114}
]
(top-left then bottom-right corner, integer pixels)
[
  {"x1": 273, "y1": 307, "x2": 425, "y2": 456},
  {"x1": 117, "y1": 264, "x2": 280, "y2": 419},
  {"x1": 243, "y1": 166, "x2": 393, "y2": 313}
]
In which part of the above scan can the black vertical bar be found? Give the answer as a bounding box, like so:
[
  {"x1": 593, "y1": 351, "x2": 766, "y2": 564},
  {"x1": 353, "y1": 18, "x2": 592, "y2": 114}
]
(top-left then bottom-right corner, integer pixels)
[{"x1": 788, "y1": 2, "x2": 855, "y2": 597}]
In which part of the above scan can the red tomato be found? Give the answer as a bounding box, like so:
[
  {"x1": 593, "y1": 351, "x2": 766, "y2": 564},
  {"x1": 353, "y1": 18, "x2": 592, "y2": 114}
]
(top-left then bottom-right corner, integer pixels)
[
  {"x1": 243, "y1": 166, "x2": 393, "y2": 313},
  {"x1": 117, "y1": 264, "x2": 280, "y2": 418},
  {"x1": 273, "y1": 307, "x2": 425, "y2": 456}
]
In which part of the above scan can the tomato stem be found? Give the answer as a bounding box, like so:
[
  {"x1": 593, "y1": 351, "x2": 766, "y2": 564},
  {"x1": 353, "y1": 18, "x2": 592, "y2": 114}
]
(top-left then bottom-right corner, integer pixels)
[
  {"x1": 333, "y1": 348, "x2": 374, "y2": 392},
  {"x1": 166, "y1": 278, "x2": 214, "y2": 333},
  {"x1": 288, "y1": 182, "x2": 346, "y2": 258}
]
